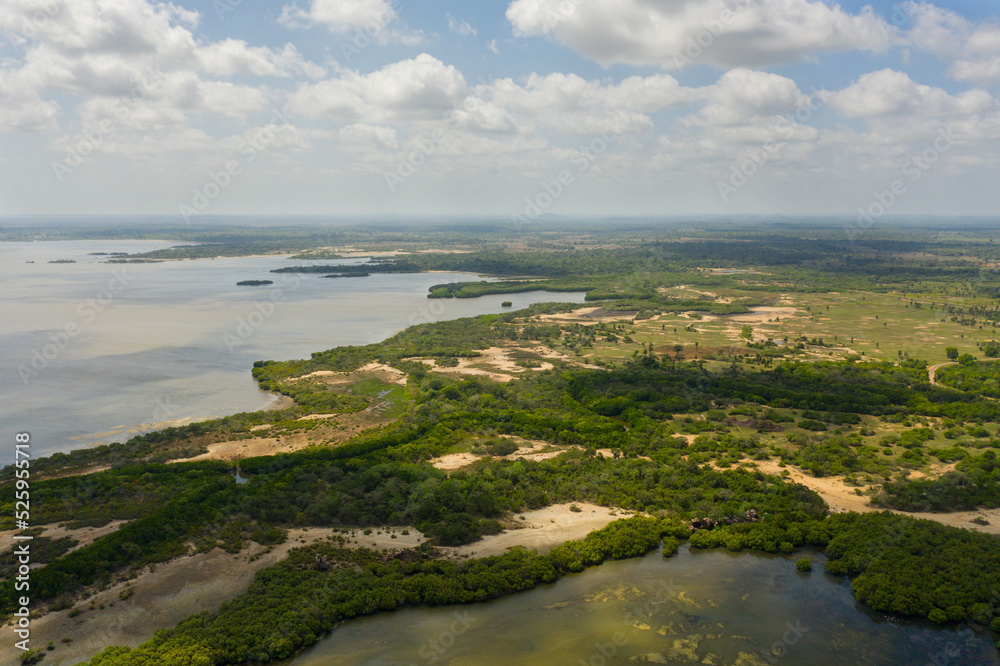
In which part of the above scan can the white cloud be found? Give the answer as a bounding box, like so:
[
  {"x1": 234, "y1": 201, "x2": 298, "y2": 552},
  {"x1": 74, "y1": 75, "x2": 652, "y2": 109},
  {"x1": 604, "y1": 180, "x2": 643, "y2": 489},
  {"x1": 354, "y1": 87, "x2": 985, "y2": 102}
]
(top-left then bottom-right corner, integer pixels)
[
  {"x1": 0, "y1": 68, "x2": 60, "y2": 131},
  {"x1": 450, "y1": 97, "x2": 519, "y2": 133},
  {"x1": 197, "y1": 41, "x2": 324, "y2": 79},
  {"x1": 903, "y1": 2, "x2": 1000, "y2": 83},
  {"x1": 447, "y1": 13, "x2": 476, "y2": 36},
  {"x1": 827, "y1": 69, "x2": 995, "y2": 119},
  {"x1": 0, "y1": 0, "x2": 324, "y2": 138},
  {"x1": 0, "y1": 0, "x2": 199, "y2": 61},
  {"x1": 689, "y1": 68, "x2": 811, "y2": 127},
  {"x1": 287, "y1": 54, "x2": 467, "y2": 122},
  {"x1": 506, "y1": 0, "x2": 894, "y2": 68},
  {"x1": 339, "y1": 123, "x2": 398, "y2": 151},
  {"x1": 279, "y1": 0, "x2": 394, "y2": 32},
  {"x1": 477, "y1": 72, "x2": 690, "y2": 134},
  {"x1": 198, "y1": 81, "x2": 269, "y2": 117},
  {"x1": 2, "y1": 0, "x2": 997, "y2": 217}
]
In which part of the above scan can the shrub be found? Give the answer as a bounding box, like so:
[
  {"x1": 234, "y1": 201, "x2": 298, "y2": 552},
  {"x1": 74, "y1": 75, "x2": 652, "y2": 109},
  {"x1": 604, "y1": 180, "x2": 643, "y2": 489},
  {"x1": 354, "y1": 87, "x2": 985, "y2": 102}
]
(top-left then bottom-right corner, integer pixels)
[
  {"x1": 662, "y1": 537, "x2": 681, "y2": 557},
  {"x1": 485, "y1": 440, "x2": 519, "y2": 456},
  {"x1": 928, "y1": 608, "x2": 949, "y2": 624}
]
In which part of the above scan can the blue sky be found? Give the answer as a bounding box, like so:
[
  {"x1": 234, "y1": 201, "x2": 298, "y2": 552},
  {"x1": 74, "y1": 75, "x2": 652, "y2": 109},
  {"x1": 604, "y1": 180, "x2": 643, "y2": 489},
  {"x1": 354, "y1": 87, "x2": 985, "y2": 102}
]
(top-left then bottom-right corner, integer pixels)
[{"x1": 1, "y1": 0, "x2": 999, "y2": 219}]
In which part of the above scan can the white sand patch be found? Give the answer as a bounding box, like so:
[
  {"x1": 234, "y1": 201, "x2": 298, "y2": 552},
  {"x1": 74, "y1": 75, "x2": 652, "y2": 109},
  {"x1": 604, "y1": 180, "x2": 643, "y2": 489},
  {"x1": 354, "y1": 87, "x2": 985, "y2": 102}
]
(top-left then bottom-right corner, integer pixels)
[
  {"x1": 727, "y1": 307, "x2": 800, "y2": 324},
  {"x1": 433, "y1": 452, "x2": 484, "y2": 470},
  {"x1": 431, "y1": 442, "x2": 573, "y2": 470},
  {"x1": 297, "y1": 362, "x2": 408, "y2": 386},
  {"x1": 443, "y1": 503, "x2": 632, "y2": 558},
  {"x1": 754, "y1": 461, "x2": 1000, "y2": 536}
]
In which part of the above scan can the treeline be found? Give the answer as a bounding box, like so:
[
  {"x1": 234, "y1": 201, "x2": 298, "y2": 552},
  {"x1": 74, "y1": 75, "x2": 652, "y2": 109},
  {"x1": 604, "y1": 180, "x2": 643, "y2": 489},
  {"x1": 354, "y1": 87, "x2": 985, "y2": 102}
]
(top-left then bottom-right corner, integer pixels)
[
  {"x1": 271, "y1": 260, "x2": 422, "y2": 275},
  {"x1": 937, "y1": 360, "x2": 1000, "y2": 398},
  {"x1": 428, "y1": 279, "x2": 595, "y2": 298},
  {"x1": 0, "y1": 421, "x2": 825, "y2": 616},
  {"x1": 86, "y1": 517, "x2": 686, "y2": 664},
  {"x1": 85, "y1": 509, "x2": 1000, "y2": 665}
]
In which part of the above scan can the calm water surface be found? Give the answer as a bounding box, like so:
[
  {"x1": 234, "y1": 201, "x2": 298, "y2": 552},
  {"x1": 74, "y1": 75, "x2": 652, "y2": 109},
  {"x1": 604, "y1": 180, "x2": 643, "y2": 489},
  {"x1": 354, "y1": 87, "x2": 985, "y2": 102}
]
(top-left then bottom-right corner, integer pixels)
[
  {"x1": 292, "y1": 546, "x2": 1000, "y2": 666},
  {"x1": 0, "y1": 240, "x2": 585, "y2": 463}
]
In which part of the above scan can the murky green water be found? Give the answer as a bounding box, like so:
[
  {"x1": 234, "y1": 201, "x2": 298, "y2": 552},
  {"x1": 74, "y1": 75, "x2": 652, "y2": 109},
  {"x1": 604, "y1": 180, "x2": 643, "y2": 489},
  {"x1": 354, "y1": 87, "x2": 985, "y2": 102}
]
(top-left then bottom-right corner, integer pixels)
[{"x1": 292, "y1": 546, "x2": 999, "y2": 665}]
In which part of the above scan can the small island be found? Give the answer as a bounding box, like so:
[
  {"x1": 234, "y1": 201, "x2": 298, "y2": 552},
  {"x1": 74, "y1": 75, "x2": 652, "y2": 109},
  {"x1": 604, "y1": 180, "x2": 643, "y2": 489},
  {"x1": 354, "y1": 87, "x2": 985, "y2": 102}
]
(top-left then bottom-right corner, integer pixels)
[
  {"x1": 48, "y1": 259, "x2": 77, "y2": 264},
  {"x1": 237, "y1": 280, "x2": 274, "y2": 286},
  {"x1": 322, "y1": 273, "x2": 370, "y2": 279},
  {"x1": 502, "y1": 301, "x2": 513, "y2": 307}
]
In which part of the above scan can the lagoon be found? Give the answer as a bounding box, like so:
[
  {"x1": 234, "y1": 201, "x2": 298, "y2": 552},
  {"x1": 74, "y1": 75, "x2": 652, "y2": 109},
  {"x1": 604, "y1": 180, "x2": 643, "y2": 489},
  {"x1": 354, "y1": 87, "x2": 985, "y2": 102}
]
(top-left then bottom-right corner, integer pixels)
[
  {"x1": 0, "y1": 240, "x2": 585, "y2": 464},
  {"x1": 292, "y1": 546, "x2": 999, "y2": 665}
]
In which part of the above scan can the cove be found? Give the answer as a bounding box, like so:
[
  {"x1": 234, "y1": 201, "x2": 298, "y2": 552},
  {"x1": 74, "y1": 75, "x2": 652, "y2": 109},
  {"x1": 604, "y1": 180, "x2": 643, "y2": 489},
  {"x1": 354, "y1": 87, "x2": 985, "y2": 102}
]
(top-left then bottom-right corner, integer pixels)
[{"x1": 291, "y1": 545, "x2": 999, "y2": 665}]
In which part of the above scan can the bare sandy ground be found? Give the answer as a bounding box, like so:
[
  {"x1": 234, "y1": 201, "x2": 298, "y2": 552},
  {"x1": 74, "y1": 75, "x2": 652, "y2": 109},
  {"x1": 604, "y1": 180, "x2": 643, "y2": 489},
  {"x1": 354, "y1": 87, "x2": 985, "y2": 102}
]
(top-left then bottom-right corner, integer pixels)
[
  {"x1": 0, "y1": 503, "x2": 627, "y2": 665},
  {"x1": 177, "y1": 404, "x2": 398, "y2": 463},
  {"x1": 298, "y1": 362, "x2": 408, "y2": 386},
  {"x1": 414, "y1": 347, "x2": 555, "y2": 383},
  {"x1": 178, "y1": 435, "x2": 298, "y2": 462},
  {"x1": 443, "y1": 503, "x2": 630, "y2": 558},
  {"x1": 430, "y1": 441, "x2": 573, "y2": 470},
  {"x1": 0, "y1": 521, "x2": 129, "y2": 562},
  {"x1": 414, "y1": 343, "x2": 601, "y2": 381},
  {"x1": 327, "y1": 526, "x2": 425, "y2": 551},
  {"x1": 0, "y1": 527, "x2": 333, "y2": 666},
  {"x1": 753, "y1": 461, "x2": 1000, "y2": 536},
  {"x1": 537, "y1": 307, "x2": 652, "y2": 325},
  {"x1": 728, "y1": 307, "x2": 800, "y2": 324},
  {"x1": 414, "y1": 354, "x2": 515, "y2": 383},
  {"x1": 433, "y1": 452, "x2": 483, "y2": 470}
]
